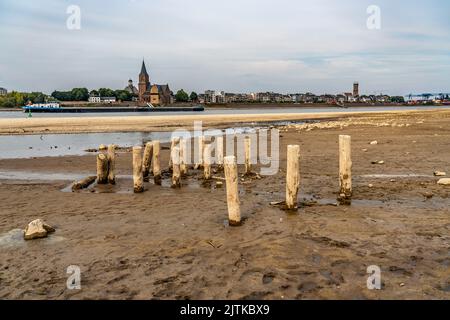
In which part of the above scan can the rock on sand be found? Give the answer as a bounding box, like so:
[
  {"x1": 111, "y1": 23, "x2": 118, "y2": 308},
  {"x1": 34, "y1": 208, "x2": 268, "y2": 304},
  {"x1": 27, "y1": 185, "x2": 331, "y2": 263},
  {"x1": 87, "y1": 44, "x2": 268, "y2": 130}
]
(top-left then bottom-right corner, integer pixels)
[
  {"x1": 437, "y1": 178, "x2": 450, "y2": 186},
  {"x1": 24, "y1": 219, "x2": 55, "y2": 240}
]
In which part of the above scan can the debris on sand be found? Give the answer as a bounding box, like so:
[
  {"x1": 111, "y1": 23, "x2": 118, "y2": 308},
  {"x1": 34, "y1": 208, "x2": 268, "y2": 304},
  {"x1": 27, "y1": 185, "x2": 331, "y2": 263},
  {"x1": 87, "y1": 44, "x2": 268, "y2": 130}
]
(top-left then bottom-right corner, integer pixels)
[
  {"x1": 434, "y1": 171, "x2": 446, "y2": 177},
  {"x1": 371, "y1": 160, "x2": 385, "y2": 165},
  {"x1": 370, "y1": 141, "x2": 378, "y2": 145},
  {"x1": 437, "y1": 178, "x2": 450, "y2": 186},
  {"x1": 24, "y1": 219, "x2": 55, "y2": 240},
  {"x1": 72, "y1": 176, "x2": 97, "y2": 191}
]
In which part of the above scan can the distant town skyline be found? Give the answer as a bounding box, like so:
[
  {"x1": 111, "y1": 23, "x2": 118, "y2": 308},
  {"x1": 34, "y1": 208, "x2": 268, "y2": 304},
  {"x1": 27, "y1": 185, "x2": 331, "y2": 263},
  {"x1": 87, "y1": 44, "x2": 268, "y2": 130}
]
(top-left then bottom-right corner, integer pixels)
[{"x1": 0, "y1": 0, "x2": 449, "y2": 95}]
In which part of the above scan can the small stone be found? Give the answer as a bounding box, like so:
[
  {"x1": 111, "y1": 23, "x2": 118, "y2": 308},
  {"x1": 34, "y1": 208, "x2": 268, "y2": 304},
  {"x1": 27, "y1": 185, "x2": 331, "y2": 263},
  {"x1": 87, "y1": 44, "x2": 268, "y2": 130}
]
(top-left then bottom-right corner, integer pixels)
[
  {"x1": 434, "y1": 171, "x2": 446, "y2": 177},
  {"x1": 438, "y1": 178, "x2": 450, "y2": 186},
  {"x1": 423, "y1": 192, "x2": 433, "y2": 199},
  {"x1": 400, "y1": 283, "x2": 405, "y2": 287},
  {"x1": 362, "y1": 149, "x2": 368, "y2": 152},
  {"x1": 368, "y1": 184, "x2": 374, "y2": 188},
  {"x1": 24, "y1": 219, "x2": 55, "y2": 240},
  {"x1": 370, "y1": 141, "x2": 378, "y2": 145}
]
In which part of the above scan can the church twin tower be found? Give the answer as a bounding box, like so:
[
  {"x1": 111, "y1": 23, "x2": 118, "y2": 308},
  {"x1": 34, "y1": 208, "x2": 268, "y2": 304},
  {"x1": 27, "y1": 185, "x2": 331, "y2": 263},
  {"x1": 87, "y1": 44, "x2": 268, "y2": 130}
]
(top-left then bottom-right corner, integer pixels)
[{"x1": 138, "y1": 60, "x2": 172, "y2": 106}]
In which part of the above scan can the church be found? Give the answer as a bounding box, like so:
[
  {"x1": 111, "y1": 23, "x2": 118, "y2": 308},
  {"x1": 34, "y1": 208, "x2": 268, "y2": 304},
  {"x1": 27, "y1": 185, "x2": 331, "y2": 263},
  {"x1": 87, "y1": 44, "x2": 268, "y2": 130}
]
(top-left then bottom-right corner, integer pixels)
[{"x1": 138, "y1": 60, "x2": 173, "y2": 106}]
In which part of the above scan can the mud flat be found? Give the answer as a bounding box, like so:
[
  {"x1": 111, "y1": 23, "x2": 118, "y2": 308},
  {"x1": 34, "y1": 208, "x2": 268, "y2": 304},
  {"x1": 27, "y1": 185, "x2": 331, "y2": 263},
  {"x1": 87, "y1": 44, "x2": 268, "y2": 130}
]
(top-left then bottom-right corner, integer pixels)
[{"x1": 0, "y1": 110, "x2": 449, "y2": 299}]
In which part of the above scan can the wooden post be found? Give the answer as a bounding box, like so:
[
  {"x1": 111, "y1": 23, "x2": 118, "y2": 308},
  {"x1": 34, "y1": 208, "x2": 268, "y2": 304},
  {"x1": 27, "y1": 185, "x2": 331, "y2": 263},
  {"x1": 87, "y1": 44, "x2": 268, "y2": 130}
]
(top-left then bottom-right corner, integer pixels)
[
  {"x1": 194, "y1": 135, "x2": 204, "y2": 169},
  {"x1": 107, "y1": 144, "x2": 116, "y2": 185},
  {"x1": 96, "y1": 153, "x2": 109, "y2": 184},
  {"x1": 286, "y1": 145, "x2": 300, "y2": 210},
  {"x1": 224, "y1": 156, "x2": 241, "y2": 226},
  {"x1": 142, "y1": 142, "x2": 153, "y2": 182},
  {"x1": 171, "y1": 146, "x2": 181, "y2": 188},
  {"x1": 244, "y1": 136, "x2": 252, "y2": 175},
  {"x1": 203, "y1": 144, "x2": 212, "y2": 180},
  {"x1": 216, "y1": 136, "x2": 224, "y2": 170},
  {"x1": 169, "y1": 137, "x2": 180, "y2": 170},
  {"x1": 152, "y1": 140, "x2": 162, "y2": 185},
  {"x1": 338, "y1": 135, "x2": 352, "y2": 204},
  {"x1": 133, "y1": 146, "x2": 144, "y2": 193},
  {"x1": 180, "y1": 138, "x2": 188, "y2": 176}
]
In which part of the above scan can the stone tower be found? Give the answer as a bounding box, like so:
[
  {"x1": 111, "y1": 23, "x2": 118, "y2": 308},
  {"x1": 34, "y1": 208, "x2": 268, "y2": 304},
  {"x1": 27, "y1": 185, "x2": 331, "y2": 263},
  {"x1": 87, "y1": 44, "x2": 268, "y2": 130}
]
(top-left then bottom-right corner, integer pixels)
[{"x1": 138, "y1": 60, "x2": 150, "y2": 102}]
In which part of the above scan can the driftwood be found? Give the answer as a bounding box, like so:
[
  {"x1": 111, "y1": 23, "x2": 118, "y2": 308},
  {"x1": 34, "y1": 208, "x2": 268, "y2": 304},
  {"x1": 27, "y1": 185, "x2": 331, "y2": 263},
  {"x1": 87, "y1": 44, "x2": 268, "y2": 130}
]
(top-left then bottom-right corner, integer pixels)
[{"x1": 72, "y1": 176, "x2": 97, "y2": 191}]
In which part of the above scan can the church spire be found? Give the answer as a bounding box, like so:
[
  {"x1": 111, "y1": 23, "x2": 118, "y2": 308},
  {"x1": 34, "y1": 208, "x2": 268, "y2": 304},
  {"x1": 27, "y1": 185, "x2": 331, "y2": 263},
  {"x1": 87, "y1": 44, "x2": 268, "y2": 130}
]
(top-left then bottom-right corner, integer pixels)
[{"x1": 140, "y1": 59, "x2": 148, "y2": 77}]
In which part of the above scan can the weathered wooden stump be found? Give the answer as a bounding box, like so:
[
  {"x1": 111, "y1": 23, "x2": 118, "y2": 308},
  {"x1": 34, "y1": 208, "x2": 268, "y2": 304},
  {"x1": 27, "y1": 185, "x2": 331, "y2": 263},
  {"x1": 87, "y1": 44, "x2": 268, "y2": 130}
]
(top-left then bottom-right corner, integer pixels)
[
  {"x1": 142, "y1": 142, "x2": 153, "y2": 182},
  {"x1": 286, "y1": 145, "x2": 300, "y2": 210},
  {"x1": 194, "y1": 136, "x2": 204, "y2": 170},
  {"x1": 171, "y1": 146, "x2": 181, "y2": 188},
  {"x1": 96, "y1": 153, "x2": 109, "y2": 184},
  {"x1": 152, "y1": 140, "x2": 162, "y2": 185},
  {"x1": 244, "y1": 136, "x2": 252, "y2": 175},
  {"x1": 224, "y1": 156, "x2": 241, "y2": 226},
  {"x1": 107, "y1": 144, "x2": 116, "y2": 185},
  {"x1": 216, "y1": 136, "x2": 224, "y2": 171},
  {"x1": 133, "y1": 146, "x2": 144, "y2": 193},
  {"x1": 180, "y1": 138, "x2": 188, "y2": 176},
  {"x1": 203, "y1": 144, "x2": 212, "y2": 180},
  {"x1": 338, "y1": 135, "x2": 352, "y2": 205}
]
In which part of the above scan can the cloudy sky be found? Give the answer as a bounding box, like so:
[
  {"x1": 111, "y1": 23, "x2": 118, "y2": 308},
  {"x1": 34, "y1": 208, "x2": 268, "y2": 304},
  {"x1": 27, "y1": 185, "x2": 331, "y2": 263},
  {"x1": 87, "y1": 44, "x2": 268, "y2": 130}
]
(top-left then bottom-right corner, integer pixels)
[{"x1": 0, "y1": 0, "x2": 449, "y2": 95}]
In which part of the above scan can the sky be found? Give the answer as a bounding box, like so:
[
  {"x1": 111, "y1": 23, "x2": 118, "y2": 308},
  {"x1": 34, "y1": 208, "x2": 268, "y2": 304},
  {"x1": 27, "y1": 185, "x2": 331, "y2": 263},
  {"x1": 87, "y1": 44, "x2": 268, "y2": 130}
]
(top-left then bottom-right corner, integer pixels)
[{"x1": 0, "y1": 0, "x2": 449, "y2": 96}]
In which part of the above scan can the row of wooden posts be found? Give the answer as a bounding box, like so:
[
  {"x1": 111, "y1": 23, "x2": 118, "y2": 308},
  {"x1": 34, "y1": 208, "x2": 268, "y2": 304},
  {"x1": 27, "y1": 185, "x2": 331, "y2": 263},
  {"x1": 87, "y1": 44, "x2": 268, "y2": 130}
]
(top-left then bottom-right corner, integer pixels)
[{"x1": 95, "y1": 135, "x2": 352, "y2": 226}]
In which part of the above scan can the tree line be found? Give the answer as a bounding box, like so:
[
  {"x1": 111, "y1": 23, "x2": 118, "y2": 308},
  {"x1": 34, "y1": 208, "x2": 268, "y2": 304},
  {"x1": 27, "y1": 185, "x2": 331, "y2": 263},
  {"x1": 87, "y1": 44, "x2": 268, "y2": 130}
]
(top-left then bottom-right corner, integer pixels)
[{"x1": 51, "y1": 88, "x2": 135, "y2": 102}]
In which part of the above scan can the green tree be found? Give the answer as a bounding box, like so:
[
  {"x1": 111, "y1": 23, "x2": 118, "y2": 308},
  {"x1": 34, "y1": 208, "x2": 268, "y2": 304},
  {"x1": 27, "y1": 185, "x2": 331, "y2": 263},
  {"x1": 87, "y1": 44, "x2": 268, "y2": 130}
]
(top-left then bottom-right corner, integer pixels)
[
  {"x1": 71, "y1": 88, "x2": 89, "y2": 101},
  {"x1": 98, "y1": 88, "x2": 116, "y2": 98},
  {"x1": 114, "y1": 90, "x2": 133, "y2": 102},
  {"x1": 175, "y1": 89, "x2": 189, "y2": 102},
  {"x1": 190, "y1": 91, "x2": 198, "y2": 102}
]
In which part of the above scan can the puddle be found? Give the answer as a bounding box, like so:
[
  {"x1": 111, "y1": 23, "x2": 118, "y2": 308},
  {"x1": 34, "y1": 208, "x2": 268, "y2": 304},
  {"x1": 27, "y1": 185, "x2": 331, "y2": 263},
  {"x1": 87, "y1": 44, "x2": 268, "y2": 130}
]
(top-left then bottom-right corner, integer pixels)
[
  {"x1": 359, "y1": 174, "x2": 433, "y2": 179},
  {"x1": 0, "y1": 229, "x2": 65, "y2": 248},
  {"x1": 0, "y1": 171, "x2": 87, "y2": 181}
]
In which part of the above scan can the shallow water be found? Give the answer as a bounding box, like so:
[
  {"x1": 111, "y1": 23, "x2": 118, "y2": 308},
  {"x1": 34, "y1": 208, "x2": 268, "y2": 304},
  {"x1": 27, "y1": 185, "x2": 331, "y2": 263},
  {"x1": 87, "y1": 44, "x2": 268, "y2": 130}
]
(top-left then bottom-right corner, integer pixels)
[
  {"x1": 0, "y1": 126, "x2": 259, "y2": 159},
  {"x1": 0, "y1": 228, "x2": 65, "y2": 248}
]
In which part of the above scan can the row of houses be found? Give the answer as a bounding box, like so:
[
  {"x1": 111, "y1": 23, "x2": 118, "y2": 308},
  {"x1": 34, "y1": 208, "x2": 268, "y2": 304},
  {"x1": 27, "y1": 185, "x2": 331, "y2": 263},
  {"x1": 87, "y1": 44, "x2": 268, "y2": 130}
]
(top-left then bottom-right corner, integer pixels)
[{"x1": 199, "y1": 90, "x2": 393, "y2": 104}]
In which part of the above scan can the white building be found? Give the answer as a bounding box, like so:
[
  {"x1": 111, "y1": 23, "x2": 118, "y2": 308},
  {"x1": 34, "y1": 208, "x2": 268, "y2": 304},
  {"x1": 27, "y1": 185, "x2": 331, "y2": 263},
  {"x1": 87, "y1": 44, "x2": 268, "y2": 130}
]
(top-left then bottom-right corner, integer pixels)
[
  {"x1": 88, "y1": 95, "x2": 116, "y2": 103},
  {"x1": 204, "y1": 90, "x2": 225, "y2": 104},
  {"x1": 0, "y1": 87, "x2": 7, "y2": 96}
]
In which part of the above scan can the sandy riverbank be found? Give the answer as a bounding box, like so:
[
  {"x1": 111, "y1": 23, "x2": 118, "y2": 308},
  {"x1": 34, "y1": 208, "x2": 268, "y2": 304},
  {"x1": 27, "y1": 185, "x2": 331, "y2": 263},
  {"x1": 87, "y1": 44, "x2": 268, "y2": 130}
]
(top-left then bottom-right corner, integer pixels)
[
  {"x1": 0, "y1": 109, "x2": 447, "y2": 135},
  {"x1": 0, "y1": 110, "x2": 449, "y2": 299}
]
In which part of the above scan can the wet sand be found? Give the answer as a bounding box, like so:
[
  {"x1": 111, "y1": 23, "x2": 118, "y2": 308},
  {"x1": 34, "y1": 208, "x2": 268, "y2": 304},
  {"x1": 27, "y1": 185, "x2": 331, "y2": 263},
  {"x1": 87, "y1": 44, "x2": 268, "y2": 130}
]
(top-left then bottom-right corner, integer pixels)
[{"x1": 0, "y1": 110, "x2": 449, "y2": 299}]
